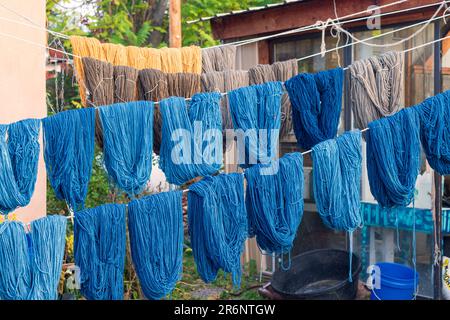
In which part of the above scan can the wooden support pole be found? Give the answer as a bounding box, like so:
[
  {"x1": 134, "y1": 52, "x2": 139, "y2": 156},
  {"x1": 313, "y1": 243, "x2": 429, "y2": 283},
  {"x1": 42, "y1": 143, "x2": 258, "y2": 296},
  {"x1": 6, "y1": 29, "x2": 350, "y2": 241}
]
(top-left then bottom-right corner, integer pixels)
[{"x1": 169, "y1": 0, "x2": 182, "y2": 48}]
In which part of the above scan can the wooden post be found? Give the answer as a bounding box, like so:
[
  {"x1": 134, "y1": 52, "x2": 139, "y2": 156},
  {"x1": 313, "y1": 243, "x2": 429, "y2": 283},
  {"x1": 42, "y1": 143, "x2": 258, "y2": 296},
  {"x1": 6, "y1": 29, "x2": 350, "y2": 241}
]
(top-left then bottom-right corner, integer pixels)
[{"x1": 169, "y1": 0, "x2": 182, "y2": 48}]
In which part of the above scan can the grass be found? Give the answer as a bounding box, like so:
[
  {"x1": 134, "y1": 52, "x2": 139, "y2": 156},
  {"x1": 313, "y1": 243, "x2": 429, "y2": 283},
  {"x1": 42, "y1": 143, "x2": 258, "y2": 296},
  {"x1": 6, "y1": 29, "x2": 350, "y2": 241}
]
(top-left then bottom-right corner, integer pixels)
[{"x1": 171, "y1": 246, "x2": 264, "y2": 300}]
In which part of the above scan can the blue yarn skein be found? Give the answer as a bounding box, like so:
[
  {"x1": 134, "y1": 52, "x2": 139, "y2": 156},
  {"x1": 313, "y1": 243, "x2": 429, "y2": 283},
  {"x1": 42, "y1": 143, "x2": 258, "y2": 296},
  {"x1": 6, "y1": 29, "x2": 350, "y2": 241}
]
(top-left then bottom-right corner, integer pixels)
[
  {"x1": 159, "y1": 94, "x2": 222, "y2": 185},
  {"x1": 366, "y1": 107, "x2": 421, "y2": 208},
  {"x1": 0, "y1": 215, "x2": 67, "y2": 300},
  {"x1": 285, "y1": 68, "x2": 343, "y2": 150},
  {"x1": 128, "y1": 191, "x2": 183, "y2": 300},
  {"x1": 189, "y1": 92, "x2": 223, "y2": 170},
  {"x1": 228, "y1": 82, "x2": 283, "y2": 167},
  {"x1": 74, "y1": 204, "x2": 126, "y2": 300},
  {"x1": 188, "y1": 173, "x2": 247, "y2": 287},
  {"x1": 312, "y1": 130, "x2": 362, "y2": 231},
  {"x1": 414, "y1": 90, "x2": 450, "y2": 175},
  {"x1": 0, "y1": 119, "x2": 40, "y2": 214},
  {"x1": 99, "y1": 101, "x2": 154, "y2": 196},
  {"x1": 0, "y1": 221, "x2": 31, "y2": 300},
  {"x1": 43, "y1": 108, "x2": 95, "y2": 211},
  {"x1": 29, "y1": 215, "x2": 67, "y2": 300},
  {"x1": 244, "y1": 152, "x2": 304, "y2": 255}
]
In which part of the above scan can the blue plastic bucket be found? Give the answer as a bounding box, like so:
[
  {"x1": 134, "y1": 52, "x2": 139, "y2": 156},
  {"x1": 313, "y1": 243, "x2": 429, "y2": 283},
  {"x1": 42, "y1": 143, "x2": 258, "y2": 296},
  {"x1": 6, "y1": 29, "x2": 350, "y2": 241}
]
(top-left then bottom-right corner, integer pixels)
[{"x1": 370, "y1": 262, "x2": 419, "y2": 300}]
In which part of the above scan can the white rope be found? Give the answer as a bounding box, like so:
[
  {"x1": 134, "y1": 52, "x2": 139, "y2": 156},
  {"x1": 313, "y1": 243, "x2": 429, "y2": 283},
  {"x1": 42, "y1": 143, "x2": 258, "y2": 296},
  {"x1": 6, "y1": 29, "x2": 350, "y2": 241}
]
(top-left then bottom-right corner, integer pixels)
[
  {"x1": 317, "y1": 0, "x2": 449, "y2": 54},
  {"x1": 299, "y1": 11, "x2": 450, "y2": 63},
  {"x1": 0, "y1": 2, "x2": 69, "y2": 39},
  {"x1": 220, "y1": 0, "x2": 449, "y2": 48}
]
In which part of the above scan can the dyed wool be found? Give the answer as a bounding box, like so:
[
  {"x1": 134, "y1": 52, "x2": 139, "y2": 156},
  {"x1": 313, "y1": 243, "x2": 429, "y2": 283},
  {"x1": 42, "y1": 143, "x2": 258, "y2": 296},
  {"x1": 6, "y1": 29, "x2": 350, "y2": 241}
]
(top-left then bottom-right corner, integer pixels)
[
  {"x1": 0, "y1": 119, "x2": 40, "y2": 214},
  {"x1": 28, "y1": 215, "x2": 67, "y2": 300},
  {"x1": 70, "y1": 36, "x2": 106, "y2": 106},
  {"x1": 349, "y1": 51, "x2": 404, "y2": 129},
  {"x1": 99, "y1": 101, "x2": 153, "y2": 196},
  {"x1": 181, "y1": 46, "x2": 202, "y2": 74},
  {"x1": 128, "y1": 191, "x2": 183, "y2": 300},
  {"x1": 0, "y1": 215, "x2": 66, "y2": 300},
  {"x1": 160, "y1": 47, "x2": 183, "y2": 73},
  {"x1": 113, "y1": 65, "x2": 138, "y2": 103},
  {"x1": 228, "y1": 82, "x2": 283, "y2": 167},
  {"x1": 159, "y1": 94, "x2": 222, "y2": 185},
  {"x1": 188, "y1": 173, "x2": 247, "y2": 287},
  {"x1": 138, "y1": 68, "x2": 169, "y2": 156},
  {"x1": 166, "y1": 73, "x2": 201, "y2": 97},
  {"x1": 285, "y1": 68, "x2": 344, "y2": 150},
  {"x1": 272, "y1": 60, "x2": 298, "y2": 140},
  {"x1": 43, "y1": 108, "x2": 95, "y2": 211},
  {"x1": 201, "y1": 45, "x2": 236, "y2": 73},
  {"x1": 82, "y1": 57, "x2": 114, "y2": 107},
  {"x1": 366, "y1": 107, "x2": 421, "y2": 208},
  {"x1": 312, "y1": 130, "x2": 362, "y2": 231},
  {"x1": 414, "y1": 90, "x2": 450, "y2": 175},
  {"x1": 244, "y1": 152, "x2": 304, "y2": 254},
  {"x1": 101, "y1": 43, "x2": 128, "y2": 66},
  {"x1": 201, "y1": 70, "x2": 249, "y2": 132},
  {"x1": 0, "y1": 221, "x2": 31, "y2": 299},
  {"x1": 74, "y1": 204, "x2": 126, "y2": 300}
]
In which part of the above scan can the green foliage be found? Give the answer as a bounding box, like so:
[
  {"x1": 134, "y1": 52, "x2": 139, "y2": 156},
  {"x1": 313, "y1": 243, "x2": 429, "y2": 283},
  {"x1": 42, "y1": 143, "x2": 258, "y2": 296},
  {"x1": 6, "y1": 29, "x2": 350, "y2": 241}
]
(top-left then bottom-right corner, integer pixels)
[{"x1": 182, "y1": 0, "x2": 277, "y2": 47}]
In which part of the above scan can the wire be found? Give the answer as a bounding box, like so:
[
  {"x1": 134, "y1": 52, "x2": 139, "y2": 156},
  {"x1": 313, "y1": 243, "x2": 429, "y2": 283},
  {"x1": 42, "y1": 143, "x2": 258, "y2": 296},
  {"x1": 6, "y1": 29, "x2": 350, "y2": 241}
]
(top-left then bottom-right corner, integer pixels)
[
  {"x1": 217, "y1": 0, "x2": 448, "y2": 48},
  {"x1": 0, "y1": 2, "x2": 69, "y2": 39}
]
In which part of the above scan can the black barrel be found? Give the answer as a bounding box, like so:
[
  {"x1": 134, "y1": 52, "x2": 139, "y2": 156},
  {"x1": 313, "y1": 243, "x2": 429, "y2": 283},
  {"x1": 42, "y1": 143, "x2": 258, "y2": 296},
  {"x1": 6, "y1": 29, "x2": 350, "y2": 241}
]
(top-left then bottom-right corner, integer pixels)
[{"x1": 271, "y1": 249, "x2": 362, "y2": 300}]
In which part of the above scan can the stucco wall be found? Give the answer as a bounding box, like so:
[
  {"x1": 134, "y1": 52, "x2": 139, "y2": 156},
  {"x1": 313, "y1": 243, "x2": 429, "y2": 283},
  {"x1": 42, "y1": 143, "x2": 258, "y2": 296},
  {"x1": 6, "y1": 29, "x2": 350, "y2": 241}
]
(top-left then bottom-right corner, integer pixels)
[{"x1": 0, "y1": 0, "x2": 47, "y2": 223}]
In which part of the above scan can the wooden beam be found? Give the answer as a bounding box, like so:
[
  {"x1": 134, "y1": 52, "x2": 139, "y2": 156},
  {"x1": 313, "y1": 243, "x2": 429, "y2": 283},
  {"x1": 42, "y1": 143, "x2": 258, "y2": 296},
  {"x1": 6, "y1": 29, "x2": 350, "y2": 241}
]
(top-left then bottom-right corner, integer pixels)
[
  {"x1": 169, "y1": 0, "x2": 182, "y2": 48},
  {"x1": 211, "y1": 0, "x2": 442, "y2": 40}
]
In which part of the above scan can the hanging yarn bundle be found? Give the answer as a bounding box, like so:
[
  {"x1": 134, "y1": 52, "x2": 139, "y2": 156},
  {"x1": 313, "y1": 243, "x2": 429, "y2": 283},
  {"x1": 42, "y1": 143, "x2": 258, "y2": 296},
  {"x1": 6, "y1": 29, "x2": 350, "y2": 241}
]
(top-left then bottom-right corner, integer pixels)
[
  {"x1": 0, "y1": 215, "x2": 66, "y2": 300},
  {"x1": 166, "y1": 73, "x2": 201, "y2": 97},
  {"x1": 159, "y1": 94, "x2": 222, "y2": 185},
  {"x1": 272, "y1": 60, "x2": 298, "y2": 140},
  {"x1": 128, "y1": 191, "x2": 183, "y2": 300},
  {"x1": 312, "y1": 130, "x2": 363, "y2": 231},
  {"x1": 188, "y1": 173, "x2": 247, "y2": 287},
  {"x1": 28, "y1": 215, "x2": 67, "y2": 300},
  {"x1": 244, "y1": 152, "x2": 304, "y2": 255},
  {"x1": 70, "y1": 36, "x2": 106, "y2": 106},
  {"x1": 126, "y1": 46, "x2": 161, "y2": 70},
  {"x1": 99, "y1": 101, "x2": 153, "y2": 196},
  {"x1": 249, "y1": 60, "x2": 298, "y2": 142},
  {"x1": 188, "y1": 92, "x2": 223, "y2": 170},
  {"x1": 285, "y1": 68, "x2": 344, "y2": 150},
  {"x1": 43, "y1": 108, "x2": 95, "y2": 211},
  {"x1": 138, "y1": 68, "x2": 169, "y2": 155},
  {"x1": 181, "y1": 46, "x2": 202, "y2": 74},
  {"x1": 201, "y1": 70, "x2": 249, "y2": 132},
  {"x1": 228, "y1": 82, "x2": 283, "y2": 167},
  {"x1": 82, "y1": 57, "x2": 114, "y2": 107},
  {"x1": 349, "y1": 51, "x2": 404, "y2": 129},
  {"x1": 82, "y1": 57, "x2": 114, "y2": 147},
  {"x1": 101, "y1": 43, "x2": 128, "y2": 66},
  {"x1": 248, "y1": 64, "x2": 277, "y2": 84},
  {"x1": 414, "y1": 91, "x2": 450, "y2": 175},
  {"x1": 202, "y1": 45, "x2": 236, "y2": 73},
  {"x1": 74, "y1": 204, "x2": 126, "y2": 300},
  {"x1": 0, "y1": 221, "x2": 31, "y2": 299},
  {"x1": 0, "y1": 119, "x2": 40, "y2": 214},
  {"x1": 113, "y1": 65, "x2": 138, "y2": 103},
  {"x1": 160, "y1": 47, "x2": 183, "y2": 73},
  {"x1": 366, "y1": 107, "x2": 421, "y2": 208}
]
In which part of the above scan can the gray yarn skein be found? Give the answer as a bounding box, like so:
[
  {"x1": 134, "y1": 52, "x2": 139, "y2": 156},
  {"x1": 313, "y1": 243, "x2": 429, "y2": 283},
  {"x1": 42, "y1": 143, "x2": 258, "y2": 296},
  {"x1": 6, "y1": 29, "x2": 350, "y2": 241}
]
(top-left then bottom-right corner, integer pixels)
[{"x1": 349, "y1": 51, "x2": 404, "y2": 129}]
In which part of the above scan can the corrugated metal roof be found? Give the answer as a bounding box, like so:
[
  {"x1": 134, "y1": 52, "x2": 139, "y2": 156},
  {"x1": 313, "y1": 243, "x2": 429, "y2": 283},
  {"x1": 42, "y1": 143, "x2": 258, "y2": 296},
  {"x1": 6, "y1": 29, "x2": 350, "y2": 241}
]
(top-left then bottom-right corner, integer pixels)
[{"x1": 186, "y1": 0, "x2": 304, "y2": 24}]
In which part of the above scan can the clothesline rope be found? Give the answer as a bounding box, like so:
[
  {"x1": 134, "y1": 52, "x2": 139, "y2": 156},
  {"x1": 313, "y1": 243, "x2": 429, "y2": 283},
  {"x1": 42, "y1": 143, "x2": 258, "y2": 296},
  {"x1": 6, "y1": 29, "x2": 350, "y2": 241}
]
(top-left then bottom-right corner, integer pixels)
[
  {"x1": 0, "y1": 0, "x2": 445, "y2": 52},
  {"x1": 0, "y1": 29, "x2": 448, "y2": 107}
]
